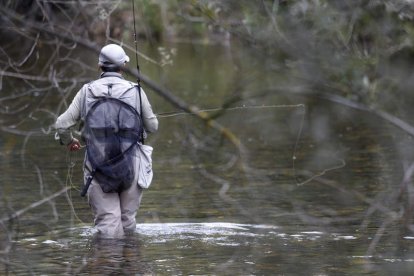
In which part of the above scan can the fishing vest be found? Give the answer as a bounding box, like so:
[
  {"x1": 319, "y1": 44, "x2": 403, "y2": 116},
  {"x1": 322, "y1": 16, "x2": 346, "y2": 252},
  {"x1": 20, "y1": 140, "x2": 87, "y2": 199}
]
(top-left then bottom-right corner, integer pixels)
[{"x1": 80, "y1": 76, "x2": 143, "y2": 196}]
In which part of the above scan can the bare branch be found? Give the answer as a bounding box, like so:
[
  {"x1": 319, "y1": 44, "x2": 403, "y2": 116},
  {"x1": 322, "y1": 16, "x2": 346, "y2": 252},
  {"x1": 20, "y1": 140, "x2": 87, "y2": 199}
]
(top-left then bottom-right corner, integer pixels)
[{"x1": 0, "y1": 187, "x2": 71, "y2": 224}]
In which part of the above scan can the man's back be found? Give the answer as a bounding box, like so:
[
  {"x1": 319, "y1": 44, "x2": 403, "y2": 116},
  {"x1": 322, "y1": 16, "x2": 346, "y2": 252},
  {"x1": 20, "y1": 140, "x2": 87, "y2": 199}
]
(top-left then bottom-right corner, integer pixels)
[{"x1": 55, "y1": 44, "x2": 158, "y2": 238}]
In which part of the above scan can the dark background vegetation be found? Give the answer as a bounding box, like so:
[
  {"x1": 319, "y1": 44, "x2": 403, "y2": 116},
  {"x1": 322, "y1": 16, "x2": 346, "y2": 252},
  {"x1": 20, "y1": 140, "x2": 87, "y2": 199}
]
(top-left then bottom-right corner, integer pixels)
[{"x1": 2, "y1": 0, "x2": 414, "y2": 274}]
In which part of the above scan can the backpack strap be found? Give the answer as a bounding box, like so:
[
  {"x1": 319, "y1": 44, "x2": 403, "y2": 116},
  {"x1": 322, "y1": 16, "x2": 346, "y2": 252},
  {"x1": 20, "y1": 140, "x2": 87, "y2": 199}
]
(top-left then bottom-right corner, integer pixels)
[{"x1": 137, "y1": 84, "x2": 145, "y2": 144}]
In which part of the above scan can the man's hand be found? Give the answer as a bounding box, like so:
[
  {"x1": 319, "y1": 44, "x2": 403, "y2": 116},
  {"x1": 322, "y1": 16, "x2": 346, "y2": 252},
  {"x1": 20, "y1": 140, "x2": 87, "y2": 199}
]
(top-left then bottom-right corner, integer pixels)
[{"x1": 67, "y1": 138, "x2": 81, "y2": 152}]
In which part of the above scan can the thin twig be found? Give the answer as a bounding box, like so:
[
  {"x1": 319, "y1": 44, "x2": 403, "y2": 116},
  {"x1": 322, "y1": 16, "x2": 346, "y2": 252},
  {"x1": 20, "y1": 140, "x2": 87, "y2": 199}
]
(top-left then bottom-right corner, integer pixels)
[{"x1": 0, "y1": 187, "x2": 71, "y2": 224}]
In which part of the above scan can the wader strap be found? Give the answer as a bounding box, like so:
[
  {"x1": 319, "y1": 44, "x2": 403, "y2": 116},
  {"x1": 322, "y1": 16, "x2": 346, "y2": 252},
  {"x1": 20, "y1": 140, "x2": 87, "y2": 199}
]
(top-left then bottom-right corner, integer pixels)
[{"x1": 81, "y1": 169, "x2": 95, "y2": 197}]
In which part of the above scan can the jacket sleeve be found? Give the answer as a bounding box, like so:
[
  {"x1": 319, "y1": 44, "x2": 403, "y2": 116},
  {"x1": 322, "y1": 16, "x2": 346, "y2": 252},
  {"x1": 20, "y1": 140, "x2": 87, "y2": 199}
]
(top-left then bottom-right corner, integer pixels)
[
  {"x1": 140, "y1": 88, "x2": 158, "y2": 133},
  {"x1": 55, "y1": 87, "x2": 84, "y2": 145}
]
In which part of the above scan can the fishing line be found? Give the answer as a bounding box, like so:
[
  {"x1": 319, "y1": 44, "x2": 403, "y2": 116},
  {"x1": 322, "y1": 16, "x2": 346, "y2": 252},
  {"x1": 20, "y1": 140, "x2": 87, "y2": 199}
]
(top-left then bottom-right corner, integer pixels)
[
  {"x1": 61, "y1": 2, "x2": 344, "y2": 203},
  {"x1": 156, "y1": 103, "x2": 306, "y2": 118},
  {"x1": 156, "y1": 102, "x2": 346, "y2": 185},
  {"x1": 65, "y1": 150, "x2": 85, "y2": 223},
  {"x1": 288, "y1": 106, "x2": 346, "y2": 186},
  {"x1": 295, "y1": 157, "x2": 347, "y2": 186}
]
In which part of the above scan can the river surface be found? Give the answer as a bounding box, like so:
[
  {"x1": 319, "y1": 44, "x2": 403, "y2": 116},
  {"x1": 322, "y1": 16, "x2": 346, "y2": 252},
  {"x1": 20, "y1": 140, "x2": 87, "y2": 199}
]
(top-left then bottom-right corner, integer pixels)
[{"x1": 1, "y1": 41, "x2": 414, "y2": 275}]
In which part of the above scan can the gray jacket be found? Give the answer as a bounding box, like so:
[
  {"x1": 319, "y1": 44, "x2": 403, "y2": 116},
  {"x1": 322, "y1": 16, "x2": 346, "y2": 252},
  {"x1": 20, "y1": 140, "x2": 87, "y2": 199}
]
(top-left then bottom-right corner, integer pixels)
[{"x1": 55, "y1": 72, "x2": 158, "y2": 145}]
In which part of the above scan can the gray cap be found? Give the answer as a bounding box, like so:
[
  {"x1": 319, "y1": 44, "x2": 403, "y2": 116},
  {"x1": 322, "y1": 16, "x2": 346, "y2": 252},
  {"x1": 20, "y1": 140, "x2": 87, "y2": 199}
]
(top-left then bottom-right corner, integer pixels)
[{"x1": 98, "y1": 44, "x2": 130, "y2": 67}]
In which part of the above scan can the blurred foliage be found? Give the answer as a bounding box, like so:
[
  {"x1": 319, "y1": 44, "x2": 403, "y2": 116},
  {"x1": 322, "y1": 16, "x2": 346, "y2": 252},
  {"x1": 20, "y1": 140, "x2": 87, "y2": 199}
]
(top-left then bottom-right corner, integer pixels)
[
  {"x1": 2, "y1": 2, "x2": 414, "y2": 269},
  {"x1": 112, "y1": 0, "x2": 414, "y2": 117},
  {"x1": 3, "y1": 0, "x2": 414, "y2": 120}
]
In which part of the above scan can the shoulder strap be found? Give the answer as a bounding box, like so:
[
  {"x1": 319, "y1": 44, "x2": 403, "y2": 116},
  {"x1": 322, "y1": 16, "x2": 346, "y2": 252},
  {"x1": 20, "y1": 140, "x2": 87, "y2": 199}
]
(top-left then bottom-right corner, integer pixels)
[{"x1": 137, "y1": 84, "x2": 145, "y2": 144}]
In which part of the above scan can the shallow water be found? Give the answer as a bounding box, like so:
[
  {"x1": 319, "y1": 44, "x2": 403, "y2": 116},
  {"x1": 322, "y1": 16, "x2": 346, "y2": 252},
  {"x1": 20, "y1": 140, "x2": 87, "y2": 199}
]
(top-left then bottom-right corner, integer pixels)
[
  {"x1": 1, "y1": 41, "x2": 413, "y2": 274},
  {"x1": 6, "y1": 222, "x2": 414, "y2": 275}
]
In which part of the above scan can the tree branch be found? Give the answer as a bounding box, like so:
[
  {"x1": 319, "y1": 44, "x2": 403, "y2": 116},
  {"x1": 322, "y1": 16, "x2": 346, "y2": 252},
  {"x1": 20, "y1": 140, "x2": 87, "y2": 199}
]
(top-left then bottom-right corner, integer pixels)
[
  {"x1": 0, "y1": 187, "x2": 71, "y2": 224},
  {"x1": 0, "y1": 5, "x2": 246, "y2": 157}
]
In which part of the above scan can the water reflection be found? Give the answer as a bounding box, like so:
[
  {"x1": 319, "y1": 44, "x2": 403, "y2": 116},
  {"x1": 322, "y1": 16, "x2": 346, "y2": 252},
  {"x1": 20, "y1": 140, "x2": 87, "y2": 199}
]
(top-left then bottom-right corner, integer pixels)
[
  {"x1": 1, "y1": 39, "x2": 413, "y2": 274},
  {"x1": 79, "y1": 235, "x2": 151, "y2": 275},
  {"x1": 4, "y1": 222, "x2": 414, "y2": 275}
]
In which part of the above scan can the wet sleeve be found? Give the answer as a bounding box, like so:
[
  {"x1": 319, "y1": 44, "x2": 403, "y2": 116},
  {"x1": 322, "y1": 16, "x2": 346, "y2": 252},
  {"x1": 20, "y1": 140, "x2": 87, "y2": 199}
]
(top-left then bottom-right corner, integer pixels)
[
  {"x1": 140, "y1": 88, "x2": 158, "y2": 133},
  {"x1": 55, "y1": 88, "x2": 84, "y2": 145}
]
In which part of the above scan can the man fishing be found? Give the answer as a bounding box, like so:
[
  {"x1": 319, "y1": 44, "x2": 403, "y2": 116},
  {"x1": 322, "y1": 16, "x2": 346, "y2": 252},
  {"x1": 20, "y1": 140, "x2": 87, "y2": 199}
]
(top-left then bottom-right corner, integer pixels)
[{"x1": 55, "y1": 44, "x2": 158, "y2": 238}]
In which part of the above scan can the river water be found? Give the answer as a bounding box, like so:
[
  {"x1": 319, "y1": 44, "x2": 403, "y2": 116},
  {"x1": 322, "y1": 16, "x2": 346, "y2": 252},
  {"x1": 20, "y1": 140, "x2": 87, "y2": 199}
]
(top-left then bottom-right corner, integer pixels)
[{"x1": 1, "y1": 41, "x2": 414, "y2": 275}]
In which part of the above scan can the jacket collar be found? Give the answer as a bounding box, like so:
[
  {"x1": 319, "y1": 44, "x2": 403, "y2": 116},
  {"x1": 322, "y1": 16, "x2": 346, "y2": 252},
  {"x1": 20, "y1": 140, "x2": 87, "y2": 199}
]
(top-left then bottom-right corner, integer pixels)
[{"x1": 100, "y1": 72, "x2": 124, "y2": 79}]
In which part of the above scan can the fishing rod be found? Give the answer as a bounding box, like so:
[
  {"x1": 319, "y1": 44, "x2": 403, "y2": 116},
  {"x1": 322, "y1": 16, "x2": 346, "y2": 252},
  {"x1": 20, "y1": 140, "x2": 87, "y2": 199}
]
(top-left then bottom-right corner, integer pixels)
[
  {"x1": 131, "y1": 0, "x2": 141, "y2": 85},
  {"x1": 131, "y1": 0, "x2": 145, "y2": 144}
]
